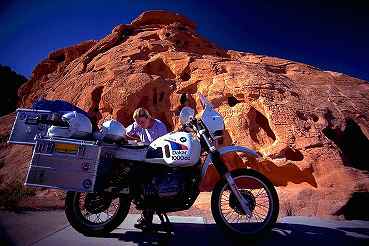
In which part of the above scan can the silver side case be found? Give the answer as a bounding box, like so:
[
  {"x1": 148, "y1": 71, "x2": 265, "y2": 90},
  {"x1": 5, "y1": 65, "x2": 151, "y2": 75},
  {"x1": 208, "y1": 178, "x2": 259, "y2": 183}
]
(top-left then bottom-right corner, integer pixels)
[
  {"x1": 25, "y1": 137, "x2": 149, "y2": 192},
  {"x1": 25, "y1": 137, "x2": 118, "y2": 192}
]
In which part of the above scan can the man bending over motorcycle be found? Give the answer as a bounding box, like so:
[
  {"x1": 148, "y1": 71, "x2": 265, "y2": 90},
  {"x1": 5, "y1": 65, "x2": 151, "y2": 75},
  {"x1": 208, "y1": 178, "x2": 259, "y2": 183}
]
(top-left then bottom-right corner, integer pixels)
[{"x1": 126, "y1": 107, "x2": 168, "y2": 230}]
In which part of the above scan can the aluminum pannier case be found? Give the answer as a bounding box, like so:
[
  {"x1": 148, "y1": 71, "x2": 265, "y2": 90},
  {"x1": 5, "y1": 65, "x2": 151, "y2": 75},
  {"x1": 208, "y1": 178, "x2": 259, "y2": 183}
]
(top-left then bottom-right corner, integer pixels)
[{"x1": 25, "y1": 137, "x2": 118, "y2": 192}]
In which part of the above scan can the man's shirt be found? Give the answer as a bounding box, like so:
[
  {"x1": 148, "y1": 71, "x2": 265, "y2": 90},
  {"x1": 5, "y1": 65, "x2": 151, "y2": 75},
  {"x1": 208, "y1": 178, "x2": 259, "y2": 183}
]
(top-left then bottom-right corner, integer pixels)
[{"x1": 126, "y1": 119, "x2": 168, "y2": 144}]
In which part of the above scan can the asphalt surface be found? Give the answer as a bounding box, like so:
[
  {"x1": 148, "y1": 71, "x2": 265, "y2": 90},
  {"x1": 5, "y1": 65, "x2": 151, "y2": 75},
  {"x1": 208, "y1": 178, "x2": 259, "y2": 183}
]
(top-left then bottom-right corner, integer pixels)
[{"x1": 1, "y1": 210, "x2": 369, "y2": 246}]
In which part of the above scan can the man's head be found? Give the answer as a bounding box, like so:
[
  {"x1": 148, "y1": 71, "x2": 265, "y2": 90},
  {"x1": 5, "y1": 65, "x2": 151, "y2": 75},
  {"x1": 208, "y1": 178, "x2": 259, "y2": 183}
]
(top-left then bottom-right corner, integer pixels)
[{"x1": 133, "y1": 108, "x2": 153, "y2": 129}]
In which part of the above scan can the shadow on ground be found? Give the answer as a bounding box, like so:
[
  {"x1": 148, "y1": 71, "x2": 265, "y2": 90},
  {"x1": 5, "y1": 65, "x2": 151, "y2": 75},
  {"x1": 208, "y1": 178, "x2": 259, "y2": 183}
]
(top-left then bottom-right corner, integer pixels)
[{"x1": 105, "y1": 222, "x2": 369, "y2": 246}]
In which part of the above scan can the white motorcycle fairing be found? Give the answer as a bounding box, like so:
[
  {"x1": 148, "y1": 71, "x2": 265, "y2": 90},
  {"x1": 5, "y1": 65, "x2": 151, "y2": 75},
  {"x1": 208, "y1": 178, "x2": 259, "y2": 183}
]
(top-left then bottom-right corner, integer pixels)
[{"x1": 145, "y1": 131, "x2": 201, "y2": 167}]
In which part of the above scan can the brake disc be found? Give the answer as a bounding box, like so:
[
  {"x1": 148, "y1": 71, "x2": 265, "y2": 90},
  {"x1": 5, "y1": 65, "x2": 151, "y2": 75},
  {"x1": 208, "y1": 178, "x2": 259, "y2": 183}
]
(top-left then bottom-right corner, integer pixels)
[{"x1": 229, "y1": 190, "x2": 256, "y2": 215}]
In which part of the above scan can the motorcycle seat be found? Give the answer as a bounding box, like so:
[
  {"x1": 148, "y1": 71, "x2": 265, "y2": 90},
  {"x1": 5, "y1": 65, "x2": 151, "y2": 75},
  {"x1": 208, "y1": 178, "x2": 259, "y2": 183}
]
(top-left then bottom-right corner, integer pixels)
[{"x1": 118, "y1": 144, "x2": 149, "y2": 149}]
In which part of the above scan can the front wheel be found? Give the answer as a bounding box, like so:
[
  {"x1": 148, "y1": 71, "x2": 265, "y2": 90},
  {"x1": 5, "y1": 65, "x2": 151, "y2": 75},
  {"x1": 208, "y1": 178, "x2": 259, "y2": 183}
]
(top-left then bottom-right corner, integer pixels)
[
  {"x1": 211, "y1": 169, "x2": 279, "y2": 238},
  {"x1": 65, "y1": 192, "x2": 131, "y2": 237}
]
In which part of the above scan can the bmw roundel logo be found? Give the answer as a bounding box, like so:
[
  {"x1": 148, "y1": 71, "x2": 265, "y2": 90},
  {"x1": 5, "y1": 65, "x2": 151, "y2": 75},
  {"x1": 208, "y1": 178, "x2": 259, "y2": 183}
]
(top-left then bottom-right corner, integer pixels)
[
  {"x1": 82, "y1": 179, "x2": 92, "y2": 189},
  {"x1": 180, "y1": 137, "x2": 186, "y2": 143}
]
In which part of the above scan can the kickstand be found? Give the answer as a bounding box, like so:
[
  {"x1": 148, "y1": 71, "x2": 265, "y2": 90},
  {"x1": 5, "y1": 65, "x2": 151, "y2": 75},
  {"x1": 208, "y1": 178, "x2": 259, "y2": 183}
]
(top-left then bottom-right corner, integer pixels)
[{"x1": 157, "y1": 212, "x2": 173, "y2": 233}]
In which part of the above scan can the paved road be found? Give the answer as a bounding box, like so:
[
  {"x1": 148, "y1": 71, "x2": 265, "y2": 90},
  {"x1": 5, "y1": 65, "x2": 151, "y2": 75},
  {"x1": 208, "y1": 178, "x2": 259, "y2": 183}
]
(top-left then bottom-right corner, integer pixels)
[{"x1": 1, "y1": 210, "x2": 369, "y2": 246}]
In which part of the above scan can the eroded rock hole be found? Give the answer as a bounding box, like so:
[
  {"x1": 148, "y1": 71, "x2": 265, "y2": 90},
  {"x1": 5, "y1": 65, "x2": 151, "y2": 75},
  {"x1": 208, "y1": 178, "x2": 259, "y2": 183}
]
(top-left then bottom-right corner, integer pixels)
[
  {"x1": 248, "y1": 107, "x2": 276, "y2": 145},
  {"x1": 227, "y1": 96, "x2": 240, "y2": 107},
  {"x1": 290, "y1": 91, "x2": 299, "y2": 98},
  {"x1": 159, "y1": 92, "x2": 165, "y2": 102},
  {"x1": 180, "y1": 71, "x2": 191, "y2": 81},
  {"x1": 323, "y1": 118, "x2": 369, "y2": 171},
  {"x1": 180, "y1": 93, "x2": 188, "y2": 105},
  {"x1": 324, "y1": 109, "x2": 336, "y2": 128},
  {"x1": 311, "y1": 114, "x2": 319, "y2": 122},
  {"x1": 177, "y1": 26, "x2": 188, "y2": 32},
  {"x1": 296, "y1": 111, "x2": 308, "y2": 121},
  {"x1": 334, "y1": 192, "x2": 369, "y2": 220},
  {"x1": 282, "y1": 146, "x2": 304, "y2": 161},
  {"x1": 143, "y1": 58, "x2": 175, "y2": 79},
  {"x1": 214, "y1": 65, "x2": 227, "y2": 75},
  {"x1": 175, "y1": 40, "x2": 184, "y2": 48},
  {"x1": 88, "y1": 86, "x2": 104, "y2": 127}
]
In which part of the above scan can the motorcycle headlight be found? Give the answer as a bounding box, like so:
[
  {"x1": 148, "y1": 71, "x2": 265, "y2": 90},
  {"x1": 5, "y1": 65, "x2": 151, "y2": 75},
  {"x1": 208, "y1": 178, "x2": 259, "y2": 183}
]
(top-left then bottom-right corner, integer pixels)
[{"x1": 179, "y1": 107, "x2": 195, "y2": 125}]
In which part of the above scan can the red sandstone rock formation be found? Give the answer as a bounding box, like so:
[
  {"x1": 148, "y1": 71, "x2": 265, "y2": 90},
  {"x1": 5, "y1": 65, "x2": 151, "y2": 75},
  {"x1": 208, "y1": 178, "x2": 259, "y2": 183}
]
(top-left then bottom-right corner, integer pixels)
[{"x1": 1, "y1": 10, "x2": 369, "y2": 218}]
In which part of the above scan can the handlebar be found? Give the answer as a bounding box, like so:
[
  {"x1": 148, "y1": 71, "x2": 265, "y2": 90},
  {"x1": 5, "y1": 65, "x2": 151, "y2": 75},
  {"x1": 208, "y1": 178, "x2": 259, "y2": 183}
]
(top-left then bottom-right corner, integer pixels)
[{"x1": 25, "y1": 113, "x2": 69, "y2": 127}]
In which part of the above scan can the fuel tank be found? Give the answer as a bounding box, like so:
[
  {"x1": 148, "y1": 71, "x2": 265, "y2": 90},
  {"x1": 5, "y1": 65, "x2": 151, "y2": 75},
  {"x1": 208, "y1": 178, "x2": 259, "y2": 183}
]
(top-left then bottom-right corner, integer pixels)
[{"x1": 145, "y1": 132, "x2": 201, "y2": 167}]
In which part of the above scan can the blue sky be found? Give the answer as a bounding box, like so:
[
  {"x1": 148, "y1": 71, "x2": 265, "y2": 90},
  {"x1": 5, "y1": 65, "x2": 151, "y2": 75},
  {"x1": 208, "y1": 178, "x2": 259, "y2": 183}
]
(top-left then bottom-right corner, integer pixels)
[{"x1": 1, "y1": 0, "x2": 368, "y2": 81}]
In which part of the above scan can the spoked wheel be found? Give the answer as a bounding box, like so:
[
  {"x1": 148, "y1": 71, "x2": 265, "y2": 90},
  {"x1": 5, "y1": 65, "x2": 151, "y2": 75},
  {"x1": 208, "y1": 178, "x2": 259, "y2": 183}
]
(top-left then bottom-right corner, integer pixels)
[
  {"x1": 211, "y1": 169, "x2": 279, "y2": 238},
  {"x1": 65, "y1": 191, "x2": 131, "y2": 237}
]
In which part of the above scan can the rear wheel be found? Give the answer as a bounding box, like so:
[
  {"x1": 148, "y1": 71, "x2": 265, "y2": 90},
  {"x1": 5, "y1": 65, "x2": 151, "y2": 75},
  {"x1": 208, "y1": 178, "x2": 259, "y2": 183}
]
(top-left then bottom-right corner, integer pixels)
[
  {"x1": 211, "y1": 169, "x2": 279, "y2": 238},
  {"x1": 65, "y1": 192, "x2": 131, "y2": 237}
]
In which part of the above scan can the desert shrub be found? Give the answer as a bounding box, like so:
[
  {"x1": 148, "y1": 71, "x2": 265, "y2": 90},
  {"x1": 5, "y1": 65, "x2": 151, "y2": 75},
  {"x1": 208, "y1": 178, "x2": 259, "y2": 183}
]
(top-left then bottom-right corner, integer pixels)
[{"x1": 284, "y1": 201, "x2": 296, "y2": 216}]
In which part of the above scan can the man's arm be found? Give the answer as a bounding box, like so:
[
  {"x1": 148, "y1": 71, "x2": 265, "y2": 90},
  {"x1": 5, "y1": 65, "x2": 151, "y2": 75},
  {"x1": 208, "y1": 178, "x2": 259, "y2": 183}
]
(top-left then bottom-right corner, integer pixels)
[
  {"x1": 126, "y1": 123, "x2": 141, "y2": 140},
  {"x1": 158, "y1": 121, "x2": 168, "y2": 136}
]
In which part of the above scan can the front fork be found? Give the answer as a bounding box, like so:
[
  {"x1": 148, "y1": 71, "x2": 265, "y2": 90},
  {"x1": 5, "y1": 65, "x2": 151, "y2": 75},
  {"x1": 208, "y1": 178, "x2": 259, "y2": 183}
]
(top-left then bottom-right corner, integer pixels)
[
  {"x1": 224, "y1": 173, "x2": 251, "y2": 215},
  {"x1": 210, "y1": 148, "x2": 252, "y2": 215},
  {"x1": 197, "y1": 127, "x2": 252, "y2": 215}
]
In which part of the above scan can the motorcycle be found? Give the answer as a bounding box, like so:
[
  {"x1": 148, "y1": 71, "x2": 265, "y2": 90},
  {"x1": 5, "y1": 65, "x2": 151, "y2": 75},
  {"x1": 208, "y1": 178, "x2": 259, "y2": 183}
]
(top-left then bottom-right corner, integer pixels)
[{"x1": 8, "y1": 93, "x2": 279, "y2": 238}]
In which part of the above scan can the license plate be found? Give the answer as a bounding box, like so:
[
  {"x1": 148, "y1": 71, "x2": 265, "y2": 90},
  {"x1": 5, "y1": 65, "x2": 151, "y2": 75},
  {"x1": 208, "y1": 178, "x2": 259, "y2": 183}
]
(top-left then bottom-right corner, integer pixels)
[{"x1": 54, "y1": 143, "x2": 79, "y2": 154}]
